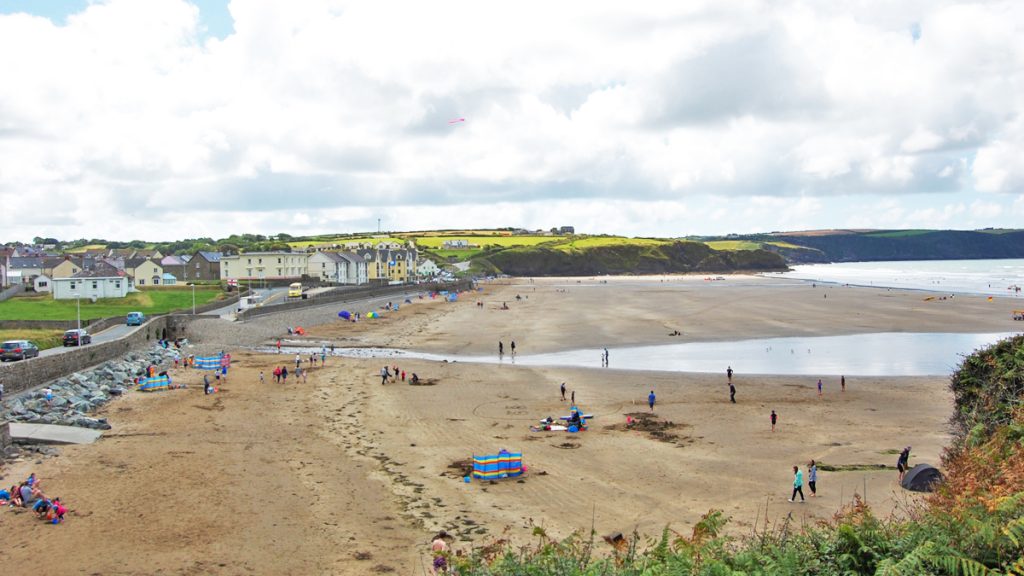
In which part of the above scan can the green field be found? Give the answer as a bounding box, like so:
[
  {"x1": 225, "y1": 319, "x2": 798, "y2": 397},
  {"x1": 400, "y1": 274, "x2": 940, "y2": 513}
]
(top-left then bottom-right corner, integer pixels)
[
  {"x1": 426, "y1": 249, "x2": 486, "y2": 261},
  {"x1": 412, "y1": 235, "x2": 563, "y2": 249},
  {"x1": 552, "y1": 237, "x2": 668, "y2": 251},
  {"x1": 705, "y1": 240, "x2": 763, "y2": 250},
  {"x1": 287, "y1": 236, "x2": 405, "y2": 249},
  {"x1": 0, "y1": 288, "x2": 224, "y2": 321},
  {"x1": 0, "y1": 328, "x2": 65, "y2": 350}
]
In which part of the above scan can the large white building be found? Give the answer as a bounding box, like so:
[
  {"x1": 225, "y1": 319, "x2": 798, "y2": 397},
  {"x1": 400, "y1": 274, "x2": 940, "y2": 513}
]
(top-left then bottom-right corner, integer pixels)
[{"x1": 219, "y1": 251, "x2": 311, "y2": 282}]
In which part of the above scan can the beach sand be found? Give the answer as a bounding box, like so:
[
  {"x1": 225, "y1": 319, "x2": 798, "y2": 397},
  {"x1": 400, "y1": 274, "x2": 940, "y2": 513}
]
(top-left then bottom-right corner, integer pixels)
[{"x1": 1, "y1": 276, "x2": 1018, "y2": 574}]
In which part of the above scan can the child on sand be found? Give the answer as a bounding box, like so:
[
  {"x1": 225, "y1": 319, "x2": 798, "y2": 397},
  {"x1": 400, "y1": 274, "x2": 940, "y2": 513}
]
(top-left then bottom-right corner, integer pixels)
[
  {"x1": 648, "y1": 390, "x2": 656, "y2": 411},
  {"x1": 817, "y1": 379, "x2": 823, "y2": 396},
  {"x1": 771, "y1": 410, "x2": 778, "y2": 432}
]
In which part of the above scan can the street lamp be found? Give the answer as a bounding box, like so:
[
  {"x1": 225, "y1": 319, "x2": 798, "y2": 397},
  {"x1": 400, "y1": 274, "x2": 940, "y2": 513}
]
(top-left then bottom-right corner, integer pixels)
[
  {"x1": 190, "y1": 283, "x2": 196, "y2": 315},
  {"x1": 73, "y1": 293, "x2": 81, "y2": 330}
]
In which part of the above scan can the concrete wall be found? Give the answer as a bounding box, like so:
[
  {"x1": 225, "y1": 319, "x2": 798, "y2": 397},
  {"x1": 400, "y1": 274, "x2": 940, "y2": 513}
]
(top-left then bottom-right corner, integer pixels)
[
  {"x1": 0, "y1": 283, "x2": 25, "y2": 303},
  {"x1": 0, "y1": 316, "x2": 173, "y2": 397}
]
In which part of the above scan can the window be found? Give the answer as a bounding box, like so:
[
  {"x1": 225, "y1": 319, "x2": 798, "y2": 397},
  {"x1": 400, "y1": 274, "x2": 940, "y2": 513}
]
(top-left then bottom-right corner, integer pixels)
[
  {"x1": 115, "y1": 282, "x2": 121, "y2": 288},
  {"x1": 139, "y1": 279, "x2": 145, "y2": 285},
  {"x1": 196, "y1": 263, "x2": 200, "y2": 269},
  {"x1": 69, "y1": 283, "x2": 76, "y2": 290},
  {"x1": 92, "y1": 281, "x2": 98, "y2": 289},
  {"x1": 38, "y1": 281, "x2": 48, "y2": 288},
  {"x1": 247, "y1": 258, "x2": 251, "y2": 265},
  {"x1": 277, "y1": 258, "x2": 282, "y2": 264}
]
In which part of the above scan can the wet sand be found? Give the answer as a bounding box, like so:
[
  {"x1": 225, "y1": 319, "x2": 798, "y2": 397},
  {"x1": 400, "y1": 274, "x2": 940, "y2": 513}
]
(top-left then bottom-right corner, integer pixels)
[{"x1": 1, "y1": 275, "x2": 1018, "y2": 574}]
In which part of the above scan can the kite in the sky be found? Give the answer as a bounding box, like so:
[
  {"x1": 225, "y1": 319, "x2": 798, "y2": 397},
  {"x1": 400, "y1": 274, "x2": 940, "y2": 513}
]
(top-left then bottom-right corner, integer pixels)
[{"x1": 448, "y1": 118, "x2": 465, "y2": 124}]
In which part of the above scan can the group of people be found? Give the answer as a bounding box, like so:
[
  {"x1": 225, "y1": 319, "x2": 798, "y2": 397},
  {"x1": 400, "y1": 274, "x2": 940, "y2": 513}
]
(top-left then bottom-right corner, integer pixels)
[
  {"x1": 1, "y1": 473, "x2": 67, "y2": 524},
  {"x1": 559, "y1": 382, "x2": 576, "y2": 404},
  {"x1": 381, "y1": 365, "x2": 418, "y2": 385},
  {"x1": 789, "y1": 460, "x2": 819, "y2": 502}
]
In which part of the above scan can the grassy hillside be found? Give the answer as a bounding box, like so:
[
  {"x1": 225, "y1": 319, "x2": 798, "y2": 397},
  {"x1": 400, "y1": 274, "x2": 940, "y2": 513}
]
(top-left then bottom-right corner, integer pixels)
[
  {"x1": 485, "y1": 240, "x2": 786, "y2": 276},
  {"x1": 443, "y1": 336, "x2": 1024, "y2": 574}
]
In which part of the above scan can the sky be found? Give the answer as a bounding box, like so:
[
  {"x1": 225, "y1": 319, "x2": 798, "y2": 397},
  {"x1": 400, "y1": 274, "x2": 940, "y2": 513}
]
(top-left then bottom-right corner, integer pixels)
[{"x1": 0, "y1": 0, "x2": 1022, "y2": 242}]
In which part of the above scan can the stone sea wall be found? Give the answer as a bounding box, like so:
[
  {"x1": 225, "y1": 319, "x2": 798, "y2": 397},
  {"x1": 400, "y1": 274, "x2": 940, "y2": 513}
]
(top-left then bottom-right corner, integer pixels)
[{"x1": 0, "y1": 315, "x2": 189, "y2": 397}]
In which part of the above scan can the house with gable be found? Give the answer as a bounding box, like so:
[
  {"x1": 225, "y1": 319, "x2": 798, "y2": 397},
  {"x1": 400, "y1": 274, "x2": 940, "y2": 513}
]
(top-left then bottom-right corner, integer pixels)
[
  {"x1": 124, "y1": 257, "x2": 164, "y2": 286},
  {"x1": 184, "y1": 251, "x2": 222, "y2": 281}
]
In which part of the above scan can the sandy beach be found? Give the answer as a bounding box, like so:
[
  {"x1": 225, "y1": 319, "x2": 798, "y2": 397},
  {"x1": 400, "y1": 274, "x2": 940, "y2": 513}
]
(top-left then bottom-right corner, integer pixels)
[{"x1": 2, "y1": 275, "x2": 1019, "y2": 574}]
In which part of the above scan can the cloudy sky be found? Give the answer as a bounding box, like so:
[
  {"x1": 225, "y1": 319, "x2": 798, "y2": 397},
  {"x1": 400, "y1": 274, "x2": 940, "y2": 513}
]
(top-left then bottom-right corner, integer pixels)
[{"x1": 0, "y1": 0, "x2": 1021, "y2": 242}]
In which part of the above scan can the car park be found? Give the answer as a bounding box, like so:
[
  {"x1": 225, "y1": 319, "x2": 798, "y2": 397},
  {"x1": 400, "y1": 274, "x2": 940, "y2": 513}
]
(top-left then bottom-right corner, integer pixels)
[
  {"x1": 0, "y1": 340, "x2": 40, "y2": 361},
  {"x1": 63, "y1": 329, "x2": 92, "y2": 346}
]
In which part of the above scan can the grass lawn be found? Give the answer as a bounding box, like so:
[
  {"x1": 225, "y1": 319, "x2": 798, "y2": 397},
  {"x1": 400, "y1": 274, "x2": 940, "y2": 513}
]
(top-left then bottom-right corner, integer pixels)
[
  {"x1": 0, "y1": 288, "x2": 224, "y2": 321},
  {"x1": 705, "y1": 240, "x2": 763, "y2": 251},
  {"x1": 0, "y1": 328, "x2": 65, "y2": 350}
]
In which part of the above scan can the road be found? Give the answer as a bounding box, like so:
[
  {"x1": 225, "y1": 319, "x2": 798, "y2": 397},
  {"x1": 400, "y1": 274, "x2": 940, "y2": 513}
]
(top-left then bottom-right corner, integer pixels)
[{"x1": 38, "y1": 323, "x2": 143, "y2": 357}]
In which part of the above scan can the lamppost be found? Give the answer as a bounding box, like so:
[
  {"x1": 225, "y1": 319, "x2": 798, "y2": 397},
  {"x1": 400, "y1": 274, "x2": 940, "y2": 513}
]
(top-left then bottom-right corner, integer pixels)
[
  {"x1": 74, "y1": 293, "x2": 81, "y2": 330},
  {"x1": 190, "y1": 283, "x2": 196, "y2": 315}
]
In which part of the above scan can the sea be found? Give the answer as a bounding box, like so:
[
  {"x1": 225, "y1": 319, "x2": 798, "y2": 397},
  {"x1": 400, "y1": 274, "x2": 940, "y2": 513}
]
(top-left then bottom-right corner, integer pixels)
[{"x1": 767, "y1": 258, "x2": 1024, "y2": 297}]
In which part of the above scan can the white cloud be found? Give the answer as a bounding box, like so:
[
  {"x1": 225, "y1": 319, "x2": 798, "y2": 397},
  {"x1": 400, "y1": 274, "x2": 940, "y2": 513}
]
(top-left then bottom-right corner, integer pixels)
[{"x1": 0, "y1": 0, "x2": 1022, "y2": 241}]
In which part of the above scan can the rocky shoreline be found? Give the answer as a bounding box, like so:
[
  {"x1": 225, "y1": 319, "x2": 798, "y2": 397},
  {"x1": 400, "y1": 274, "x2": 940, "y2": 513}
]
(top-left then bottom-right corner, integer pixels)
[{"x1": 2, "y1": 346, "x2": 179, "y2": 434}]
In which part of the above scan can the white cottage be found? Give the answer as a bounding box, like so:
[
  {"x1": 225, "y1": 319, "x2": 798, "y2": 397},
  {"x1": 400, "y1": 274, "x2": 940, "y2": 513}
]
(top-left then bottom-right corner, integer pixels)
[{"x1": 52, "y1": 270, "x2": 129, "y2": 300}]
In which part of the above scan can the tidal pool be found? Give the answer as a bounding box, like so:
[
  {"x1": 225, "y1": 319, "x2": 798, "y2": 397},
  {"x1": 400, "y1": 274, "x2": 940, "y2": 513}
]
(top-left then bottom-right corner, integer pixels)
[{"x1": 273, "y1": 332, "x2": 1019, "y2": 376}]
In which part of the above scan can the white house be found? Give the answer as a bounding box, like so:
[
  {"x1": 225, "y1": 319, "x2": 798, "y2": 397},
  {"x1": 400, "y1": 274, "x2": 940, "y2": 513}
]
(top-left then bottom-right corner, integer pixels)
[
  {"x1": 33, "y1": 274, "x2": 52, "y2": 293},
  {"x1": 337, "y1": 252, "x2": 368, "y2": 285},
  {"x1": 416, "y1": 259, "x2": 440, "y2": 278},
  {"x1": 307, "y1": 251, "x2": 369, "y2": 284},
  {"x1": 52, "y1": 270, "x2": 129, "y2": 300}
]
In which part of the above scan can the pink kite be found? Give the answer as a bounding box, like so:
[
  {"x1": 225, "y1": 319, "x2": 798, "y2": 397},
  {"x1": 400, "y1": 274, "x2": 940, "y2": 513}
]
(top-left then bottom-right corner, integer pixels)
[{"x1": 448, "y1": 118, "x2": 465, "y2": 124}]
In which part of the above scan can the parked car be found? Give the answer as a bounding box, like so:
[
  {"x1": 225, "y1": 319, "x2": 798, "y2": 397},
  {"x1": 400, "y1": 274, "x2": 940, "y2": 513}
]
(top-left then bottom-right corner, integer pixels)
[
  {"x1": 63, "y1": 329, "x2": 92, "y2": 347},
  {"x1": 0, "y1": 340, "x2": 40, "y2": 361},
  {"x1": 126, "y1": 311, "x2": 145, "y2": 326}
]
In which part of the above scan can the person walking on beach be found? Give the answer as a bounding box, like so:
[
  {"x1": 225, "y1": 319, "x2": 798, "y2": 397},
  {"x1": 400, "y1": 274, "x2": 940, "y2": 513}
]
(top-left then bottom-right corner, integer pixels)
[
  {"x1": 603, "y1": 348, "x2": 609, "y2": 367},
  {"x1": 560, "y1": 382, "x2": 566, "y2": 401},
  {"x1": 841, "y1": 375, "x2": 846, "y2": 392},
  {"x1": 273, "y1": 366, "x2": 281, "y2": 383},
  {"x1": 571, "y1": 390, "x2": 575, "y2": 405},
  {"x1": 281, "y1": 366, "x2": 288, "y2": 383},
  {"x1": 648, "y1": 390, "x2": 656, "y2": 412},
  {"x1": 381, "y1": 366, "x2": 390, "y2": 385},
  {"x1": 276, "y1": 339, "x2": 281, "y2": 354},
  {"x1": 259, "y1": 371, "x2": 265, "y2": 385},
  {"x1": 817, "y1": 378, "x2": 823, "y2": 397},
  {"x1": 498, "y1": 341, "x2": 503, "y2": 356},
  {"x1": 771, "y1": 410, "x2": 778, "y2": 432},
  {"x1": 295, "y1": 353, "x2": 301, "y2": 370},
  {"x1": 729, "y1": 382, "x2": 736, "y2": 404},
  {"x1": 808, "y1": 460, "x2": 818, "y2": 497},
  {"x1": 203, "y1": 373, "x2": 211, "y2": 395},
  {"x1": 727, "y1": 366, "x2": 733, "y2": 382},
  {"x1": 789, "y1": 465, "x2": 805, "y2": 502},
  {"x1": 897, "y1": 446, "x2": 911, "y2": 481},
  {"x1": 511, "y1": 340, "x2": 516, "y2": 357}
]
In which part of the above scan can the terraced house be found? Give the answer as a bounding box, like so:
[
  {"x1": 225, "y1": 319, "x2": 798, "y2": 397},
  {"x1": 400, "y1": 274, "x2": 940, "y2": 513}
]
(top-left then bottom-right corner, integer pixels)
[{"x1": 356, "y1": 247, "x2": 418, "y2": 283}]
